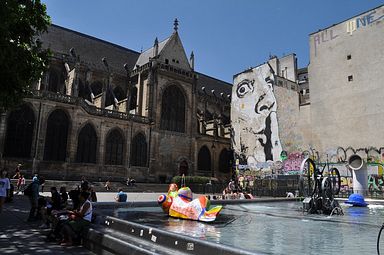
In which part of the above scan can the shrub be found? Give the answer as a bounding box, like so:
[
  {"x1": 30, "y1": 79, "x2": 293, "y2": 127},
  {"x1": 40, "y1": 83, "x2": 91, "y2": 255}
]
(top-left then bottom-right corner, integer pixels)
[{"x1": 171, "y1": 176, "x2": 212, "y2": 185}]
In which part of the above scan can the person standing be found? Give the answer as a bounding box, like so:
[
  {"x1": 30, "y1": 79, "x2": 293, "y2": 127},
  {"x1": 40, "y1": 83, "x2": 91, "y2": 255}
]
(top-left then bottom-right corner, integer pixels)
[
  {"x1": 16, "y1": 174, "x2": 22, "y2": 194},
  {"x1": 39, "y1": 176, "x2": 45, "y2": 193},
  {"x1": 13, "y1": 164, "x2": 21, "y2": 179},
  {"x1": 0, "y1": 170, "x2": 11, "y2": 213},
  {"x1": 104, "y1": 180, "x2": 111, "y2": 191},
  {"x1": 27, "y1": 176, "x2": 40, "y2": 221},
  {"x1": 20, "y1": 175, "x2": 26, "y2": 192}
]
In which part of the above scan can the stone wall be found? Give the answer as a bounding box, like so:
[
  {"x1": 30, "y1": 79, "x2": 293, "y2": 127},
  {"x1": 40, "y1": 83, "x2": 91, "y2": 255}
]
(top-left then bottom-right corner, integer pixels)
[{"x1": 308, "y1": 5, "x2": 384, "y2": 152}]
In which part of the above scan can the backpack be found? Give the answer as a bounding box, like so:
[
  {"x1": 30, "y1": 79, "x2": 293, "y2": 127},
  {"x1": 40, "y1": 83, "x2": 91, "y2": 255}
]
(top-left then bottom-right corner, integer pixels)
[{"x1": 24, "y1": 183, "x2": 33, "y2": 196}]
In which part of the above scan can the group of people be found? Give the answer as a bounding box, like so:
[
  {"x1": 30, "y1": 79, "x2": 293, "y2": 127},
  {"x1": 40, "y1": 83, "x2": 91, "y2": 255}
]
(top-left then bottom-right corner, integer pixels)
[
  {"x1": 219, "y1": 178, "x2": 255, "y2": 200},
  {"x1": 3, "y1": 167, "x2": 134, "y2": 246},
  {"x1": 26, "y1": 175, "x2": 94, "y2": 246}
]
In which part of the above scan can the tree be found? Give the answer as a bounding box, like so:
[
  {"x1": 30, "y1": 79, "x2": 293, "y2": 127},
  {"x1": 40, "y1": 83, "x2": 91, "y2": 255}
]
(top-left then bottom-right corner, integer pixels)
[{"x1": 0, "y1": 0, "x2": 51, "y2": 111}]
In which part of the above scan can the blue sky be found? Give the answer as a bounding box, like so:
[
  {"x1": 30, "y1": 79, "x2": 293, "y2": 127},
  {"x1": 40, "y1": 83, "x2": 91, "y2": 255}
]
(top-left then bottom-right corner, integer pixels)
[{"x1": 41, "y1": 0, "x2": 383, "y2": 83}]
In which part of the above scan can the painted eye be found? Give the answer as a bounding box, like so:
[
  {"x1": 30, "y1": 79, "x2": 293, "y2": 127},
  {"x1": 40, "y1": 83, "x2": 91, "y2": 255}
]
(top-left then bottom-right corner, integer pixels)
[{"x1": 236, "y1": 80, "x2": 253, "y2": 98}]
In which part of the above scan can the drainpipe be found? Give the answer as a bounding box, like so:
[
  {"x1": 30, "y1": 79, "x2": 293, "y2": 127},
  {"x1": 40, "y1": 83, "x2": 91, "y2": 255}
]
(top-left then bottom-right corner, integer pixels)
[{"x1": 347, "y1": 154, "x2": 368, "y2": 195}]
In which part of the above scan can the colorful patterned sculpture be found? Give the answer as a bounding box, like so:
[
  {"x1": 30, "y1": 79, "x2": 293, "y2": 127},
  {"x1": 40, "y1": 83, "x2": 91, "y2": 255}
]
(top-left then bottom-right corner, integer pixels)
[{"x1": 158, "y1": 184, "x2": 222, "y2": 222}]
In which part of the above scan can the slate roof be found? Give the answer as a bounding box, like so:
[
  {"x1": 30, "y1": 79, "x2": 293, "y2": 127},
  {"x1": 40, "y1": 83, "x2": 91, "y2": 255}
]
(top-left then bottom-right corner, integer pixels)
[
  {"x1": 40, "y1": 25, "x2": 232, "y2": 98},
  {"x1": 297, "y1": 67, "x2": 308, "y2": 75},
  {"x1": 40, "y1": 24, "x2": 140, "y2": 74},
  {"x1": 134, "y1": 37, "x2": 170, "y2": 69},
  {"x1": 196, "y1": 72, "x2": 232, "y2": 98}
]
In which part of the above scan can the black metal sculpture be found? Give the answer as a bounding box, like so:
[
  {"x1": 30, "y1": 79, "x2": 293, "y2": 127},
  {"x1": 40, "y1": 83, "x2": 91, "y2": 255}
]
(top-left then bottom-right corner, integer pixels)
[{"x1": 299, "y1": 158, "x2": 343, "y2": 215}]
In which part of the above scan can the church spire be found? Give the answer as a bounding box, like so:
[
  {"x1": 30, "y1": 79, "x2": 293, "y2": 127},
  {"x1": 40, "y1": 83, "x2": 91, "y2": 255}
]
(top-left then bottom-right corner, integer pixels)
[{"x1": 173, "y1": 18, "x2": 179, "y2": 32}]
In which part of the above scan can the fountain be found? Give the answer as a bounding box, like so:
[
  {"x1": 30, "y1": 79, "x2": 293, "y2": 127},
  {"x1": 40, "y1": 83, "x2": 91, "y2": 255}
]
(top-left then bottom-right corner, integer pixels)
[{"x1": 299, "y1": 157, "x2": 343, "y2": 215}]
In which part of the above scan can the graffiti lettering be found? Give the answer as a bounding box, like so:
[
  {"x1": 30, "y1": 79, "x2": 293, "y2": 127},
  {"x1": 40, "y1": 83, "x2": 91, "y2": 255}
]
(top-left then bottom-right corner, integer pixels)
[
  {"x1": 313, "y1": 29, "x2": 338, "y2": 56},
  {"x1": 283, "y1": 152, "x2": 304, "y2": 173},
  {"x1": 347, "y1": 10, "x2": 384, "y2": 35}
]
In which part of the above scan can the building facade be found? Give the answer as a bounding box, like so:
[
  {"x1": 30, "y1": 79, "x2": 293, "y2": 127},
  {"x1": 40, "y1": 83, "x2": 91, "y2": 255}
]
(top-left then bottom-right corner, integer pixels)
[
  {"x1": 231, "y1": 4, "x2": 384, "y2": 180},
  {"x1": 0, "y1": 22, "x2": 233, "y2": 182},
  {"x1": 308, "y1": 4, "x2": 384, "y2": 155}
]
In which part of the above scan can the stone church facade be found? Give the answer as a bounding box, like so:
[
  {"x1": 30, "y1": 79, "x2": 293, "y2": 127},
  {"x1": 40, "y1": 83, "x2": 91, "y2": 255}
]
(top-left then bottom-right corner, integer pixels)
[{"x1": 0, "y1": 21, "x2": 232, "y2": 182}]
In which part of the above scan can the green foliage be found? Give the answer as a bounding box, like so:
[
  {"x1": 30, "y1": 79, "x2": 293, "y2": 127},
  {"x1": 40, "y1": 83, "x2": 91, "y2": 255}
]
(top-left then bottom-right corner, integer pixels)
[
  {"x1": 171, "y1": 176, "x2": 212, "y2": 185},
  {"x1": 0, "y1": 0, "x2": 51, "y2": 111}
]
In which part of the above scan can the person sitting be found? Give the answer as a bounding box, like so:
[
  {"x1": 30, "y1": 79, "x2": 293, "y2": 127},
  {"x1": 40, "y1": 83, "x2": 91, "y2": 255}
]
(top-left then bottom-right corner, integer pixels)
[
  {"x1": 244, "y1": 192, "x2": 254, "y2": 199},
  {"x1": 59, "y1": 187, "x2": 68, "y2": 209},
  {"x1": 80, "y1": 176, "x2": 89, "y2": 192},
  {"x1": 88, "y1": 185, "x2": 97, "y2": 202},
  {"x1": 286, "y1": 192, "x2": 295, "y2": 198},
  {"x1": 115, "y1": 189, "x2": 127, "y2": 202},
  {"x1": 127, "y1": 177, "x2": 136, "y2": 187},
  {"x1": 68, "y1": 188, "x2": 80, "y2": 210},
  {"x1": 40, "y1": 187, "x2": 61, "y2": 228},
  {"x1": 104, "y1": 180, "x2": 111, "y2": 191},
  {"x1": 60, "y1": 191, "x2": 92, "y2": 246}
]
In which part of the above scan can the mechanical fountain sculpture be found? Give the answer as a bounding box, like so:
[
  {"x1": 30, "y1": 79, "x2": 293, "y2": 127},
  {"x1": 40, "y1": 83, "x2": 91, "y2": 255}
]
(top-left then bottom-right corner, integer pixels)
[{"x1": 299, "y1": 158, "x2": 343, "y2": 215}]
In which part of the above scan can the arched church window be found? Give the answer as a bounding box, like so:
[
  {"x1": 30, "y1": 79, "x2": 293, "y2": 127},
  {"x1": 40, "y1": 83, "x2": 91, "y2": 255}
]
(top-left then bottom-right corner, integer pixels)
[
  {"x1": 76, "y1": 123, "x2": 97, "y2": 163},
  {"x1": 179, "y1": 160, "x2": 189, "y2": 176},
  {"x1": 43, "y1": 109, "x2": 69, "y2": 161},
  {"x1": 129, "y1": 86, "x2": 138, "y2": 111},
  {"x1": 4, "y1": 104, "x2": 35, "y2": 158},
  {"x1": 198, "y1": 146, "x2": 211, "y2": 173},
  {"x1": 160, "y1": 85, "x2": 185, "y2": 132},
  {"x1": 130, "y1": 133, "x2": 147, "y2": 167},
  {"x1": 105, "y1": 129, "x2": 124, "y2": 165},
  {"x1": 219, "y1": 148, "x2": 232, "y2": 173}
]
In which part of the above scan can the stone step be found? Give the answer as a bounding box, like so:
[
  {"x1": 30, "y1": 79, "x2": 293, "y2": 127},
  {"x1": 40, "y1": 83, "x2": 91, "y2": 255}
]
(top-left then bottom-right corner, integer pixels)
[
  {"x1": 11, "y1": 179, "x2": 170, "y2": 193},
  {"x1": 84, "y1": 216, "x2": 258, "y2": 255}
]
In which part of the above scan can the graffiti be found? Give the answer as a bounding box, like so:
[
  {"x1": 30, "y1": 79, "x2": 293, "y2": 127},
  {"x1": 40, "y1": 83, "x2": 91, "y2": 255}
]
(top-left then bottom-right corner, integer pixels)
[
  {"x1": 335, "y1": 146, "x2": 384, "y2": 163},
  {"x1": 232, "y1": 63, "x2": 282, "y2": 167},
  {"x1": 368, "y1": 175, "x2": 384, "y2": 192},
  {"x1": 339, "y1": 175, "x2": 384, "y2": 194},
  {"x1": 340, "y1": 176, "x2": 353, "y2": 192},
  {"x1": 283, "y1": 152, "x2": 304, "y2": 173},
  {"x1": 313, "y1": 29, "x2": 338, "y2": 56},
  {"x1": 347, "y1": 10, "x2": 384, "y2": 35}
]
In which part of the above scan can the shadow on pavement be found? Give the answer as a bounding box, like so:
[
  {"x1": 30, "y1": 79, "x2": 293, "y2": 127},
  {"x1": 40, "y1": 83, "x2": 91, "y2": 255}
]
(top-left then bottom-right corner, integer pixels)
[{"x1": 0, "y1": 194, "x2": 93, "y2": 255}]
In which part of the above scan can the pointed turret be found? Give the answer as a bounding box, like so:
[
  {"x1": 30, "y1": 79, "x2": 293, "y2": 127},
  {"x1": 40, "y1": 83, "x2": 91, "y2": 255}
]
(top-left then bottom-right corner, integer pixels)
[
  {"x1": 153, "y1": 37, "x2": 159, "y2": 57},
  {"x1": 173, "y1": 18, "x2": 179, "y2": 32},
  {"x1": 190, "y1": 51, "x2": 194, "y2": 70}
]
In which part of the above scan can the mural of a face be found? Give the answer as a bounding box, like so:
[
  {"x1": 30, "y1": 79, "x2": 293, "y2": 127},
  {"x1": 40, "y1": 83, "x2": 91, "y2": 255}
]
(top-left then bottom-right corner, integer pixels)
[{"x1": 231, "y1": 64, "x2": 282, "y2": 167}]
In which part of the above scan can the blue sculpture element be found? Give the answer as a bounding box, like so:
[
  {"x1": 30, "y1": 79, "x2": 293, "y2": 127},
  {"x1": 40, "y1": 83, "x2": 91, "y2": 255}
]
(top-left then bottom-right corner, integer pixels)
[{"x1": 345, "y1": 193, "x2": 368, "y2": 207}]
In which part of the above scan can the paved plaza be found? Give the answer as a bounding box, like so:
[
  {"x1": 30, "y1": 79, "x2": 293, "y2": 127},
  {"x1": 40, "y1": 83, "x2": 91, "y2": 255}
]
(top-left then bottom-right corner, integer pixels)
[{"x1": 0, "y1": 191, "x2": 164, "y2": 254}]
